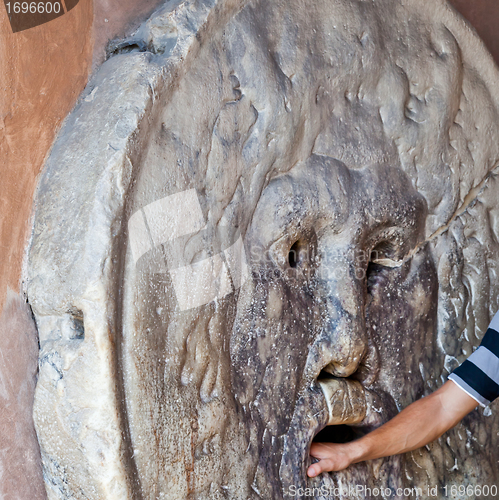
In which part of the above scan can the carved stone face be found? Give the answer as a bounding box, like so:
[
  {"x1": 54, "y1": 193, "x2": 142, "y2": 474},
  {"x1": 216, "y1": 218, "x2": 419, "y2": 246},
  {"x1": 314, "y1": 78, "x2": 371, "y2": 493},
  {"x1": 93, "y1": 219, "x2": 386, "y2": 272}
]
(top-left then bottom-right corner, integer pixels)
[
  {"x1": 230, "y1": 155, "x2": 436, "y2": 495},
  {"x1": 27, "y1": 0, "x2": 499, "y2": 498},
  {"x1": 122, "y1": 153, "x2": 436, "y2": 498}
]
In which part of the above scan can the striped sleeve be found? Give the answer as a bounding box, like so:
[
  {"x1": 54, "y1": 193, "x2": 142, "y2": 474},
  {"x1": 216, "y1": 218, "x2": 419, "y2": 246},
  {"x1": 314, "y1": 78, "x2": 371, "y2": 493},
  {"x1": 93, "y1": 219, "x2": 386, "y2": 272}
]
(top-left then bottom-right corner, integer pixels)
[{"x1": 448, "y1": 310, "x2": 499, "y2": 407}]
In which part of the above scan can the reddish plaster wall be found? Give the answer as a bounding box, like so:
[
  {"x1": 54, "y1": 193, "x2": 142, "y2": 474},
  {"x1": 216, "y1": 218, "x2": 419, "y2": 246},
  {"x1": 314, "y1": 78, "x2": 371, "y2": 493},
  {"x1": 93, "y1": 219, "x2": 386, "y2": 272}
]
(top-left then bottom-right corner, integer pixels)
[
  {"x1": 0, "y1": 0, "x2": 163, "y2": 316},
  {"x1": 0, "y1": 0, "x2": 497, "y2": 494},
  {"x1": 0, "y1": 0, "x2": 93, "y2": 315},
  {"x1": 449, "y1": 0, "x2": 499, "y2": 67}
]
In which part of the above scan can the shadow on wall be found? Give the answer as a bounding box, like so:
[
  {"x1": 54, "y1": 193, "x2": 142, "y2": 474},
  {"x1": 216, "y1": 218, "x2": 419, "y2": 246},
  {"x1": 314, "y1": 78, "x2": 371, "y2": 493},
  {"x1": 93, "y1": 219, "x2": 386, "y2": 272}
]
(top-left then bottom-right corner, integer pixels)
[
  {"x1": 449, "y1": 0, "x2": 499, "y2": 66},
  {"x1": 0, "y1": 290, "x2": 45, "y2": 499}
]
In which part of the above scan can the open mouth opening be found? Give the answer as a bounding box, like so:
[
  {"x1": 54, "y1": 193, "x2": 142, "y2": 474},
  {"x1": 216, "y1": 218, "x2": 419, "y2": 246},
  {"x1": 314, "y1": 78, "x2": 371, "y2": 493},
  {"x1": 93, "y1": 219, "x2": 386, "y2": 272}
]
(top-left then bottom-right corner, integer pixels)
[{"x1": 312, "y1": 424, "x2": 360, "y2": 444}]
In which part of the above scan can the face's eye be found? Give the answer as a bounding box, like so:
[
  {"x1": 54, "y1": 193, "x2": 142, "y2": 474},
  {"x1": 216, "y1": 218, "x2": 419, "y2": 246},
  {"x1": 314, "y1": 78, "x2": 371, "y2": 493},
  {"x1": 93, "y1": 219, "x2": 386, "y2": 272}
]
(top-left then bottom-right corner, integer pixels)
[
  {"x1": 268, "y1": 232, "x2": 317, "y2": 276},
  {"x1": 370, "y1": 240, "x2": 397, "y2": 262},
  {"x1": 288, "y1": 240, "x2": 304, "y2": 268},
  {"x1": 287, "y1": 235, "x2": 317, "y2": 274},
  {"x1": 366, "y1": 240, "x2": 399, "y2": 296}
]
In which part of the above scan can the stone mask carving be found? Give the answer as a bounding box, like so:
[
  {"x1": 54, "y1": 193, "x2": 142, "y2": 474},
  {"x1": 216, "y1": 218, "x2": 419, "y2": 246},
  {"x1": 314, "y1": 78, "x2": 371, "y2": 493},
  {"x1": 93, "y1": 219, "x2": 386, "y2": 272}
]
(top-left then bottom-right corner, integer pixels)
[{"x1": 27, "y1": 0, "x2": 499, "y2": 498}]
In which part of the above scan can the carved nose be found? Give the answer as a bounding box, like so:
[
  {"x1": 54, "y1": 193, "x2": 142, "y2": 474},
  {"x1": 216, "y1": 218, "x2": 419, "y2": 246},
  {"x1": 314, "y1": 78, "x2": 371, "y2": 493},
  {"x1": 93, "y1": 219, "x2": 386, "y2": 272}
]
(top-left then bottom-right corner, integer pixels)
[
  {"x1": 316, "y1": 248, "x2": 368, "y2": 378},
  {"x1": 321, "y1": 298, "x2": 367, "y2": 377}
]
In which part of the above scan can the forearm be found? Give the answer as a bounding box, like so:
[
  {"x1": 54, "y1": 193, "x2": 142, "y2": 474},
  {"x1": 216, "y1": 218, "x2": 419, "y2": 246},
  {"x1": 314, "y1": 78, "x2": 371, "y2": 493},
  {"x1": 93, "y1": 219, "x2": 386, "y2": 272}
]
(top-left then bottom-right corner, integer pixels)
[
  {"x1": 308, "y1": 380, "x2": 479, "y2": 476},
  {"x1": 349, "y1": 381, "x2": 479, "y2": 463}
]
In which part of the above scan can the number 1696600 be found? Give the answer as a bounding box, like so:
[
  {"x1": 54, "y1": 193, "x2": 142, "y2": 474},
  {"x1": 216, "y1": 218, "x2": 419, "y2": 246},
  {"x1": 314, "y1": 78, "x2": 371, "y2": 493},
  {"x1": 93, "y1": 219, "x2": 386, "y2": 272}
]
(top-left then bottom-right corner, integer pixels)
[{"x1": 5, "y1": 2, "x2": 61, "y2": 14}]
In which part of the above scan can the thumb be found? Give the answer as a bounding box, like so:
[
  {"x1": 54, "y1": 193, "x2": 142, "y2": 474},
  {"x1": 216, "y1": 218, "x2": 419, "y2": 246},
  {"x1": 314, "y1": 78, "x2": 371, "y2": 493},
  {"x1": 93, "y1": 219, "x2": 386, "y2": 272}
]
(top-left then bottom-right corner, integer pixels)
[{"x1": 307, "y1": 459, "x2": 338, "y2": 477}]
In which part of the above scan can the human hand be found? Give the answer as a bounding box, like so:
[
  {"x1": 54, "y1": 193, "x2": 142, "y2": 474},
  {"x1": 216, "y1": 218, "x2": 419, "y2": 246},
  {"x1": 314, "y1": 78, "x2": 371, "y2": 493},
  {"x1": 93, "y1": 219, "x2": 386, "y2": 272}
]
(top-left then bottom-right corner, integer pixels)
[{"x1": 307, "y1": 442, "x2": 355, "y2": 477}]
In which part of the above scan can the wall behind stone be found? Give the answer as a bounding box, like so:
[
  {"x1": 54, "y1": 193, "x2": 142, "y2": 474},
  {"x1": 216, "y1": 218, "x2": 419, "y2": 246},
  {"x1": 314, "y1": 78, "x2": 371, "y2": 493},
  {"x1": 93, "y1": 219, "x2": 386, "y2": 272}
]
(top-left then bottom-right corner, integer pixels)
[
  {"x1": 0, "y1": 1, "x2": 161, "y2": 497},
  {"x1": 449, "y1": 0, "x2": 499, "y2": 66}
]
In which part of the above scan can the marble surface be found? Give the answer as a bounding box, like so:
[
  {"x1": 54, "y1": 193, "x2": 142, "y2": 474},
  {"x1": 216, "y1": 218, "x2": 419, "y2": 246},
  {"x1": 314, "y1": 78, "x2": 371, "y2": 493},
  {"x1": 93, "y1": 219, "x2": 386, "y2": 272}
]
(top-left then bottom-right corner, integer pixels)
[{"x1": 27, "y1": 0, "x2": 499, "y2": 498}]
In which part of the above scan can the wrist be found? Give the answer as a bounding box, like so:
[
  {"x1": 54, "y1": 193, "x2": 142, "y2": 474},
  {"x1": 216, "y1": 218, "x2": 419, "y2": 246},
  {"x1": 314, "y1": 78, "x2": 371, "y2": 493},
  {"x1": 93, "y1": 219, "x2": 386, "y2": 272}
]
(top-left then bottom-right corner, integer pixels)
[{"x1": 347, "y1": 435, "x2": 372, "y2": 464}]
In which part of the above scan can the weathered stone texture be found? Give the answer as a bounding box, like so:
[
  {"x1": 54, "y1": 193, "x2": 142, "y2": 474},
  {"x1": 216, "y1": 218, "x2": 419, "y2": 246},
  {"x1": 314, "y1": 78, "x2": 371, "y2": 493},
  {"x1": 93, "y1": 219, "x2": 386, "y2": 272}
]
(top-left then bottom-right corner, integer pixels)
[{"x1": 27, "y1": 0, "x2": 499, "y2": 498}]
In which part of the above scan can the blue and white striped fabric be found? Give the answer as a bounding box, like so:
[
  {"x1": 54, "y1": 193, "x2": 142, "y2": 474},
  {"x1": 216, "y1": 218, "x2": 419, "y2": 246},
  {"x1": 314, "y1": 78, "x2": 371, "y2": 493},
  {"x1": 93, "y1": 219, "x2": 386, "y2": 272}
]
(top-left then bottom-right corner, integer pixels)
[{"x1": 449, "y1": 310, "x2": 499, "y2": 407}]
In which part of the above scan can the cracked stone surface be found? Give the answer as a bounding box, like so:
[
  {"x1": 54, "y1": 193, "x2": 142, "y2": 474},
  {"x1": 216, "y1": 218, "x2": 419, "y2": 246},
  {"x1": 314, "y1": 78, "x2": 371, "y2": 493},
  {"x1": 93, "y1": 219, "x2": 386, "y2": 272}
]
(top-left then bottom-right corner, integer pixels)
[{"x1": 27, "y1": 0, "x2": 499, "y2": 498}]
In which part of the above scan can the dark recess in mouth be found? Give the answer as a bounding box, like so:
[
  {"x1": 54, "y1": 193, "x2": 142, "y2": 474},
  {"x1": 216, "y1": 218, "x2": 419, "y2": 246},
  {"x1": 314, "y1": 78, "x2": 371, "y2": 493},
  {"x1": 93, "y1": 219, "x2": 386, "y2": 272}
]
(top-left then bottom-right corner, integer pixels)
[{"x1": 312, "y1": 424, "x2": 364, "y2": 444}]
